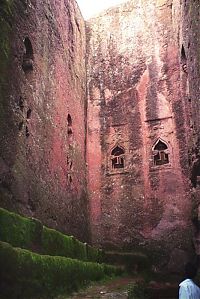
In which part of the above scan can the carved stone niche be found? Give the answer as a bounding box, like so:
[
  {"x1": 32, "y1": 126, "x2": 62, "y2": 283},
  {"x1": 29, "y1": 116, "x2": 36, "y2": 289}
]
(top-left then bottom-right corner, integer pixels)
[
  {"x1": 108, "y1": 145, "x2": 126, "y2": 175},
  {"x1": 22, "y1": 37, "x2": 34, "y2": 72},
  {"x1": 152, "y1": 139, "x2": 170, "y2": 168}
]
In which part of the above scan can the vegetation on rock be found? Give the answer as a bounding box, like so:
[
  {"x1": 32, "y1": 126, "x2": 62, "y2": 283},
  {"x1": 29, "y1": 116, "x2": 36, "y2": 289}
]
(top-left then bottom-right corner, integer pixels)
[
  {"x1": 0, "y1": 208, "x2": 103, "y2": 262},
  {"x1": 0, "y1": 241, "x2": 121, "y2": 299}
]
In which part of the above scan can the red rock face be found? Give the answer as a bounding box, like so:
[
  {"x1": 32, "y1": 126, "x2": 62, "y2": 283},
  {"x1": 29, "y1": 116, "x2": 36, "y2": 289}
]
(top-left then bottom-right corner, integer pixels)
[
  {"x1": 0, "y1": 0, "x2": 89, "y2": 241},
  {"x1": 1, "y1": 0, "x2": 200, "y2": 269},
  {"x1": 180, "y1": 0, "x2": 200, "y2": 255},
  {"x1": 86, "y1": 0, "x2": 194, "y2": 265}
]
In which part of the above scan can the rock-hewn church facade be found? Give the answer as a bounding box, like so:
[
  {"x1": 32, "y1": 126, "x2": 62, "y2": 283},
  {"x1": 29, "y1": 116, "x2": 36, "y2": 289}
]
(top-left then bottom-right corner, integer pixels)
[{"x1": 1, "y1": 0, "x2": 200, "y2": 269}]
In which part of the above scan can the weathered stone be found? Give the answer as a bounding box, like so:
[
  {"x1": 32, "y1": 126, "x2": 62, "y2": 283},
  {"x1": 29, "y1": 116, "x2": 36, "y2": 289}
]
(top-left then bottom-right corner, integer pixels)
[
  {"x1": 86, "y1": 0, "x2": 195, "y2": 266},
  {"x1": 1, "y1": 0, "x2": 200, "y2": 271},
  {"x1": 0, "y1": 0, "x2": 89, "y2": 241}
]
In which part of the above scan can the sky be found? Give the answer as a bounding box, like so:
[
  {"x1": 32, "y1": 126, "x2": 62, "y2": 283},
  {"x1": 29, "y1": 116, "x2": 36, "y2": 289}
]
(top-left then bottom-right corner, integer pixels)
[{"x1": 76, "y1": 0, "x2": 128, "y2": 19}]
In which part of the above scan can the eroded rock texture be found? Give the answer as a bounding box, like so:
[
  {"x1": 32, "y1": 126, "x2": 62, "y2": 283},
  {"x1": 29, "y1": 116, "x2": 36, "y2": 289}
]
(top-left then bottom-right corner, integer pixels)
[
  {"x1": 180, "y1": 0, "x2": 200, "y2": 256},
  {"x1": 1, "y1": 0, "x2": 200, "y2": 270},
  {"x1": 86, "y1": 0, "x2": 195, "y2": 267},
  {"x1": 0, "y1": 0, "x2": 89, "y2": 241}
]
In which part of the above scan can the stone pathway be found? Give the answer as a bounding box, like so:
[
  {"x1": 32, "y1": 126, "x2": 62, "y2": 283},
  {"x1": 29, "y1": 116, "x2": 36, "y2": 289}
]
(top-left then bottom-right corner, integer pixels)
[{"x1": 68, "y1": 277, "x2": 136, "y2": 299}]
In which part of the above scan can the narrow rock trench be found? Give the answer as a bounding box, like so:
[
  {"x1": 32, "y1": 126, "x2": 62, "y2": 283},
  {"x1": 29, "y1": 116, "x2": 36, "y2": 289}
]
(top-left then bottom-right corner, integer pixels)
[{"x1": 69, "y1": 277, "x2": 178, "y2": 299}]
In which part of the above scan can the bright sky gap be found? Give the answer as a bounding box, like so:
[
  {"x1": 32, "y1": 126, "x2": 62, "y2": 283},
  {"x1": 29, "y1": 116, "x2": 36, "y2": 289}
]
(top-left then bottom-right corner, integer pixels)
[{"x1": 76, "y1": 0, "x2": 128, "y2": 19}]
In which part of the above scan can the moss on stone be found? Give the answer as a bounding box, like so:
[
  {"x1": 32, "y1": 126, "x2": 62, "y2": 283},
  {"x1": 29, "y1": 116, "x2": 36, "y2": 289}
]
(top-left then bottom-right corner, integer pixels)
[
  {"x1": 0, "y1": 208, "x2": 104, "y2": 263},
  {"x1": 0, "y1": 0, "x2": 13, "y2": 75},
  {"x1": 87, "y1": 244, "x2": 104, "y2": 263},
  {"x1": 0, "y1": 241, "x2": 122, "y2": 299},
  {"x1": 41, "y1": 226, "x2": 87, "y2": 260},
  {"x1": 0, "y1": 0, "x2": 14, "y2": 136},
  {"x1": 0, "y1": 208, "x2": 42, "y2": 249},
  {"x1": 0, "y1": 0, "x2": 14, "y2": 14}
]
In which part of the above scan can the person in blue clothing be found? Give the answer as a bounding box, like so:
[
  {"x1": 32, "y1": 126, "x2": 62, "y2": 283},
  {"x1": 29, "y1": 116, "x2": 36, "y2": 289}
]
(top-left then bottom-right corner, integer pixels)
[{"x1": 179, "y1": 262, "x2": 200, "y2": 299}]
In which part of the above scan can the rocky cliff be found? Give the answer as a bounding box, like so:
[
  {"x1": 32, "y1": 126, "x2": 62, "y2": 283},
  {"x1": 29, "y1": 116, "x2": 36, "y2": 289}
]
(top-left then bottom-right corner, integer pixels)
[
  {"x1": 86, "y1": 0, "x2": 196, "y2": 268},
  {"x1": 0, "y1": 0, "x2": 89, "y2": 241},
  {"x1": 181, "y1": 0, "x2": 200, "y2": 256},
  {"x1": 1, "y1": 0, "x2": 200, "y2": 271}
]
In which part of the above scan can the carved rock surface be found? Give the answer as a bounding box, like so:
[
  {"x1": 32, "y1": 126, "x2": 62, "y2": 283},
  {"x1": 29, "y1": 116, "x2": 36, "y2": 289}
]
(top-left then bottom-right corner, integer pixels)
[
  {"x1": 181, "y1": 0, "x2": 200, "y2": 256},
  {"x1": 1, "y1": 0, "x2": 200, "y2": 269},
  {"x1": 0, "y1": 0, "x2": 89, "y2": 241},
  {"x1": 86, "y1": 0, "x2": 194, "y2": 264}
]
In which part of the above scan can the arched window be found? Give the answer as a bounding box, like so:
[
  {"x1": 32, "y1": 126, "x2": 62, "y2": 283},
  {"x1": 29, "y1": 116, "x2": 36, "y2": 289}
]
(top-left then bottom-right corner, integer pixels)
[
  {"x1": 153, "y1": 140, "x2": 169, "y2": 166},
  {"x1": 22, "y1": 37, "x2": 34, "y2": 72},
  {"x1": 111, "y1": 146, "x2": 125, "y2": 169}
]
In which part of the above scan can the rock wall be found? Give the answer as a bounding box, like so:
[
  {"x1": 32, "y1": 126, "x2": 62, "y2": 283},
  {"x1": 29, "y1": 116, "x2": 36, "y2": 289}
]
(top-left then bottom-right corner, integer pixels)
[
  {"x1": 86, "y1": 0, "x2": 194, "y2": 267},
  {"x1": 1, "y1": 0, "x2": 200, "y2": 269},
  {"x1": 0, "y1": 0, "x2": 89, "y2": 241},
  {"x1": 180, "y1": 0, "x2": 200, "y2": 255}
]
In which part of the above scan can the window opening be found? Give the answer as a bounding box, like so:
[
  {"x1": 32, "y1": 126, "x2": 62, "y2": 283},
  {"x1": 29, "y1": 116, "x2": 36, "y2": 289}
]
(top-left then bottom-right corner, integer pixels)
[
  {"x1": 181, "y1": 45, "x2": 187, "y2": 73},
  {"x1": 22, "y1": 37, "x2": 34, "y2": 72},
  {"x1": 153, "y1": 140, "x2": 169, "y2": 166},
  {"x1": 67, "y1": 114, "x2": 73, "y2": 136},
  {"x1": 27, "y1": 108, "x2": 32, "y2": 119},
  {"x1": 111, "y1": 146, "x2": 125, "y2": 169},
  {"x1": 181, "y1": 45, "x2": 186, "y2": 61},
  {"x1": 68, "y1": 127, "x2": 73, "y2": 135},
  {"x1": 25, "y1": 126, "x2": 30, "y2": 138},
  {"x1": 68, "y1": 174, "x2": 72, "y2": 184},
  {"x1": 67, "y1": 114, "x2": 72, "y2": 126},
  {"x1": 191, "y1": 155, "x2": 200, "y2": 188}
]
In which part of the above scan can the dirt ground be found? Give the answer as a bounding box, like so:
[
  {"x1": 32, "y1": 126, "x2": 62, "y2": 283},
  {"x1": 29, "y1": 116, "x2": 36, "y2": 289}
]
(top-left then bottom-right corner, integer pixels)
[
  {"x1": 68, "y1": 277, "x2": 136, "y2": 298},
  {"x1": 68, "y1": 276, "x2": 178, "y2": 299}
]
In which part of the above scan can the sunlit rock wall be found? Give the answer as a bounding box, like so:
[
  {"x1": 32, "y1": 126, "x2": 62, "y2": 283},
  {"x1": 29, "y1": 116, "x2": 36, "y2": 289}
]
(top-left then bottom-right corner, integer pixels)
[
  {"x1": 87, "y1": 0, "x2": 194, "y2": 268},
  {"x1": 0, "y1": 0, "x2": 89, "y2": 241}
]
